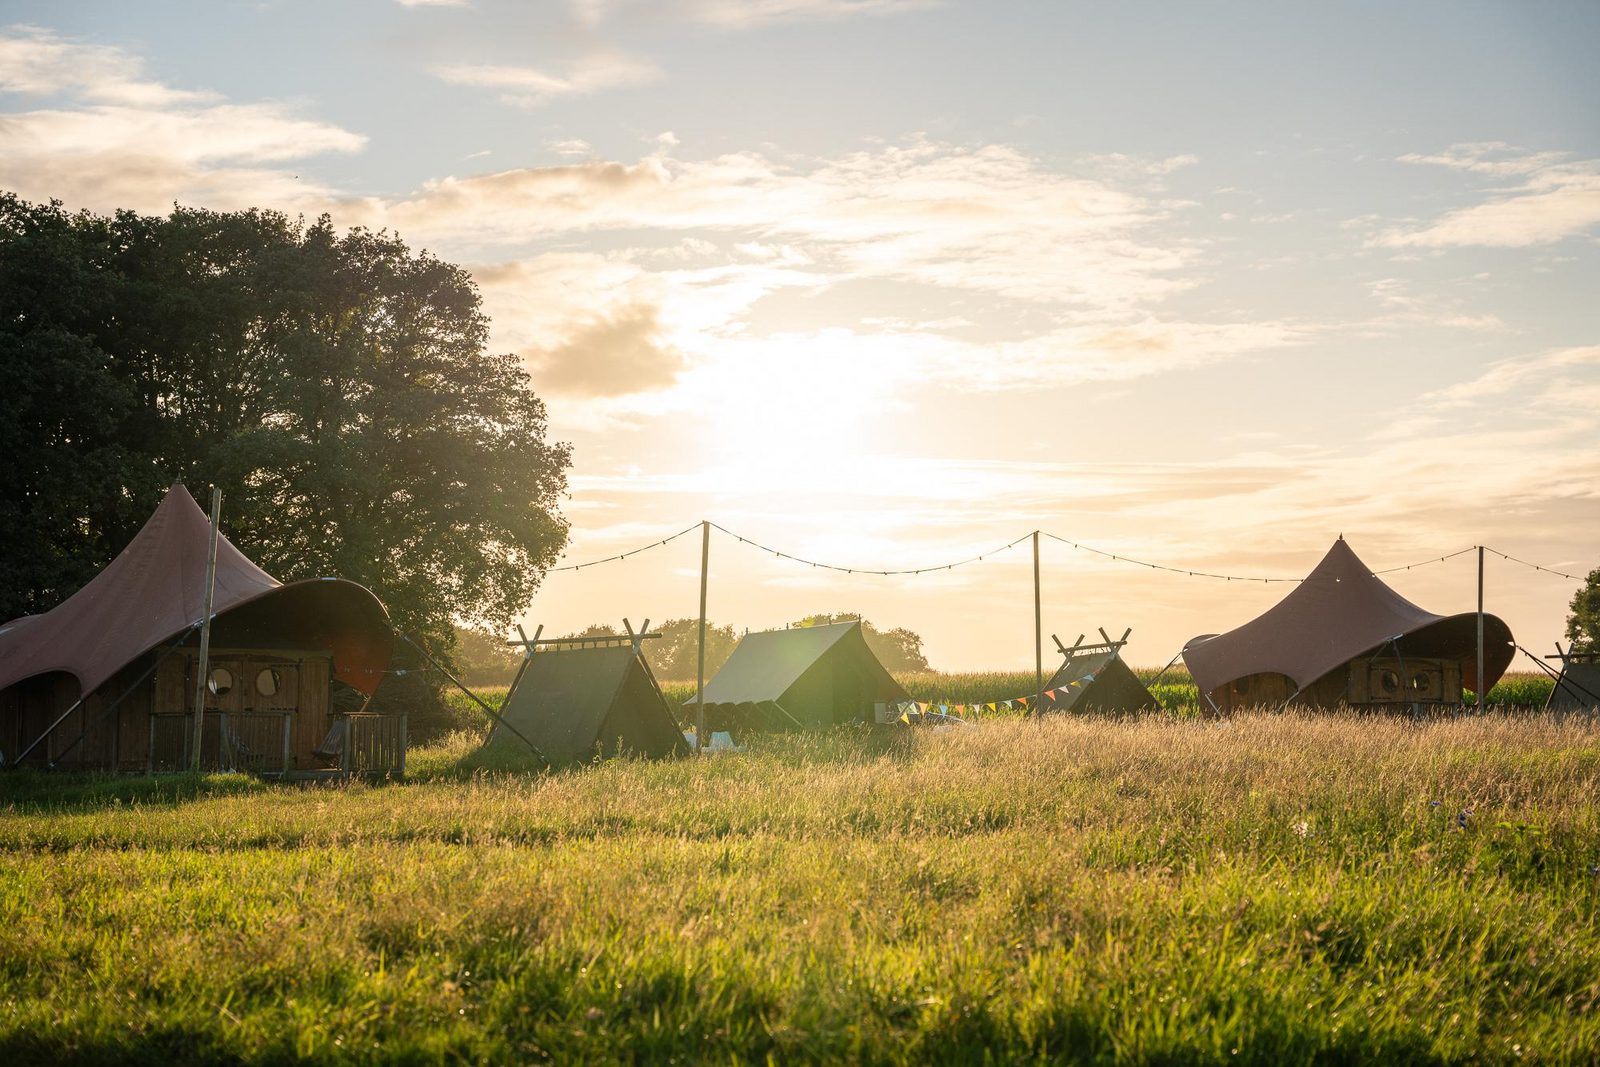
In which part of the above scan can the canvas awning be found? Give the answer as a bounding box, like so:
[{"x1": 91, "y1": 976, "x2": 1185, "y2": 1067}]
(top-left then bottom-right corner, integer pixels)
[
  {"x1": 0, "y1": 485, "x2": 392, "y2": 699},
  {"x1": 1182, "y1": 538, "x2": 1513, "y2": 698}
]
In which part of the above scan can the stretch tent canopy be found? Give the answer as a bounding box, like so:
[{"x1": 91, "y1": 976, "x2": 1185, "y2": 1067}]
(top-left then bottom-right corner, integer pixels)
[
  {"x1": 1181, "y1": 538, "x2": 1513, "y2": 701},
  {"x1": 0, "y1": 484, "x2": 391, "y2": 701}
]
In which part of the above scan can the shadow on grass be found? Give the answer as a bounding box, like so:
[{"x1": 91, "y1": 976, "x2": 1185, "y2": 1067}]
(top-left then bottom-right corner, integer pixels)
[{"x1": 0, "y1": 768, "x2": 271, "y2": 812}]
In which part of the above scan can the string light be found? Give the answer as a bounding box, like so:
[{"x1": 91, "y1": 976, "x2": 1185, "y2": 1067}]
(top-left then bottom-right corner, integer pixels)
[
  {"x1": 548, "y1": 523, "x2": 701, "y2": 572},
  {"x1": 1482, "y1": 547, "x2": 1587, "y2": 581},
  {"x1": 710, "y1": 522, "x2": 1032, "y2": 575},
  {"x1": 541, "y1": 522, "x2": 1592, "y2": 586}
]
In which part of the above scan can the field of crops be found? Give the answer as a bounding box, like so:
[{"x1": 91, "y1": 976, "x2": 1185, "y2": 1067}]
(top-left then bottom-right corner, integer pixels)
[
  {"x1": 451, "y1": 670, "x2": 1558, "y2": 732},
  {"x1": 2, "y1": 708, "x2": 1598, "y2": 1063}
]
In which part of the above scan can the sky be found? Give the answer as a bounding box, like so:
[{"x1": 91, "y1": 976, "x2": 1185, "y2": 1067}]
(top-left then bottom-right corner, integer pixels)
[{"x1": 3, "y1": 1, "x2": 1598, "y2": 671}]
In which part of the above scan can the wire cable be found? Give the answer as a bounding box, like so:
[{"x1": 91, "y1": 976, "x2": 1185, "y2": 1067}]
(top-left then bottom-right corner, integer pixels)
[
  {"x1": 710, "y1": 522, "x2": 1032, "y2": 575},
  {"x1": 549, "y1": 523, "x2": 701, "y2": 572},
  {"x1": 1483, "y1": 547, "x2": 1588, "y2": 582}
]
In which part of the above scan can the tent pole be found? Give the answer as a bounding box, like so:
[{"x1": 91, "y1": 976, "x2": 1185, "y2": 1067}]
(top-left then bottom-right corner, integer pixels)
[
  {"x1": 1033, "y1": 530, "x2": 1042, "y2": 719},
  {"x1": 695, "y1": 520, "x2": 710, "y2": 752},
  {"x1": 1476, "y1": 545, "x2": 1485, "y2": 710},
  {"x1": 189, "y1": 487, "x2": 222, "y2": 774}
]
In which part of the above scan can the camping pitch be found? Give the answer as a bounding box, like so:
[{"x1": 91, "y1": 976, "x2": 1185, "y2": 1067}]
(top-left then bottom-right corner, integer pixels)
[
  {"x1": 486, "y1": 626, "x2": 689, "y2": 762},
  {"x1": 0, "y1": 484, "x2": 397, "y2": 775},
  {"x1": 1182, "y1": 537, "x2": 1514, "y2": 712},
  {"x1": 694, "y1": 619, "x2": 910, "y2": 732},
  {"x1": 1043, "y1": 630, "x2": 1159, "y2": 715}
]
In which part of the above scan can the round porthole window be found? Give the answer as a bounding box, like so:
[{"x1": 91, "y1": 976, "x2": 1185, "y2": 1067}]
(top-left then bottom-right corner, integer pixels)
[
  {"x1": 207, "y1": 667, "x2": 234, "y2": 696},
  {"x1": 1380, "y1": 670, "x2": 1401, "y2": 694},
  {"x1": 1410, "y1": 672, "x2": 1431, "y2": 692},
  {"x1": 1233, "y1": 677, "x2": 1251, "y2": 695},
  {"x1": 256, "y1": 668, "x2": 281, "y2": 697}
]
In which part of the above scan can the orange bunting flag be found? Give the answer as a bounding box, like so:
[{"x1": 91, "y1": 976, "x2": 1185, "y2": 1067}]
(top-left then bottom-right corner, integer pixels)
[{"x1": 1045, "y1": 689, "x2": 1057, "y2": 700}]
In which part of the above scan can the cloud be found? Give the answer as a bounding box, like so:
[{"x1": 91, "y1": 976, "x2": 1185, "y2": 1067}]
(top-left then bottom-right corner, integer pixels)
[
  {"x1": 396, "y1": 0, "x2": 471, "y2": 6},
  {"x1": 0, "y1": 26, "x2": 364, "y2": 213},
  {"x1": 431, "y1": 53, "x2": 661, "y2": 107},
  {"x1": 575, "y1": 0, "x2": 937, "y2": 29},
  {"x1": 527, "y1": 304, "x2": 685, "y2": 395},
  {"x1": 1423, "y1": 345, "x2": 1600, "y2": 410},
  {"x1": 0, "y1": 24, "x2": 215, "y2": 107},
  {"x1": 362, "y1": 138, "x2": 1194, "y2": 311},
  {"x1": 1372, "y1": 143, "x2": 1600, "y2": 248}
]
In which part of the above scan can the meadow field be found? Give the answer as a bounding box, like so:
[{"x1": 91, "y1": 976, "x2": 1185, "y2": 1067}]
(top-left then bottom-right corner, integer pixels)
[{"x1": 2, "y1": 704, "x2": 1598, "y2": 1064}]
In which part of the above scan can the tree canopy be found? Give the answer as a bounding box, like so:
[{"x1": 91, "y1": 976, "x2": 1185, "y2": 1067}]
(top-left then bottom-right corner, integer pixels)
[
  {"x1": 0, "y1": 193, "x2": 570, "y2": 647},
  {"x1": 791, "y1": 613, "x2": 931, "y2": 672},
  {"x1": 1566, "y1": 567, "x2": 1600, "y2": 654}
]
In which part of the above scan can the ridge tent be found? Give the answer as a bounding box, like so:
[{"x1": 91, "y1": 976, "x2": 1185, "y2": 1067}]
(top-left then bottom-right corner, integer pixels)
[
  {"x1": 1043, "y1": 631, "x2": 1159, "y2": 715},
  {"x1": 486, "y1": 632, "x2": 689, "y2": 762},
  {"x1": 1182, "y1": 538, "x2": 1514, "y2": 713},
  {"x1": 694, "y1": 620, "x2": 910, "y2": 732},
  {"x1": 0, "y1": 484, "x2": 397, "y2": 774}
]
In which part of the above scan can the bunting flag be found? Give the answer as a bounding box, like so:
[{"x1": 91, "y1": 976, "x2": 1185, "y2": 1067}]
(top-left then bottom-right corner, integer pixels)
[{"x1": 1045, "y1": 689, "x2": 1057, "y2": 700}]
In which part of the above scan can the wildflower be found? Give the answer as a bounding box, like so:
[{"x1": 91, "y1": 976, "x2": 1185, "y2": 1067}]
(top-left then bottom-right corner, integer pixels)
[
  {"x1": 1292, "y1": 819, "x2": 1312, "y2": 839},
  {"x1": 1457, "y1": 809, "x2": 1473, "y2": 830},
  {"x1": 1428, "y1": 800, "x2": 1441, "y2": 809}
]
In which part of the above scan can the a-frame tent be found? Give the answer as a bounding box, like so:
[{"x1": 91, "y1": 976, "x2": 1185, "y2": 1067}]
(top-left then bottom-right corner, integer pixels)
[
  {"x1": 1182, "y1": 538, "x2": 1515, "y2": 712},
  {"x1": 695, "y1": 620, "x2": 910, "y2": 731},
  {"x1": 1545, "y1": 650, "x2": 1600, "y2": 712},
  {"x1": 485, "y1": 629, "x2": 689, "y2": 762},
  {"x1": 1043, "y1": 630, "x2": 1159, "y2": 715}
]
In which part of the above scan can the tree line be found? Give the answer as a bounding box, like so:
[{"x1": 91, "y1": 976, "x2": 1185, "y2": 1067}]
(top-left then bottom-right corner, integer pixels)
[
  {"x1": 455, "y1": 613, "x2": 932, "y2": 685},
  {"x1": 0, "y1": 194, "x2": 572, "y2": 649}
]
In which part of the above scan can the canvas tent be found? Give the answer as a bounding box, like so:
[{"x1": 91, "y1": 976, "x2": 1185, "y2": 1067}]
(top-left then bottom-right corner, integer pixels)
[
  {"x1": 1546, "y1": 651, "x2": 1600, "y2": 712},
  {"x1": 485, "y1": 632, "x2": 689, "y2": 761},
  {"x1": 1182, "y1": 538, "x2": 1514, "y2": 712},
  {"x1": 0, "y1": 484, "x2": 397, "y2": 773},
  {"x1": 695, "y1": 620, "x2": 910, "y2": 731},
  {"x1": 1043, "y1": 631, "x2": 1159, "y2": 715}
]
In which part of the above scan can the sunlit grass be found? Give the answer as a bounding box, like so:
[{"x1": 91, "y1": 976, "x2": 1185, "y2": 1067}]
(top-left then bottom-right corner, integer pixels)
[{"x1": 1, "y1": 712, "x2": 1597, "y2": 1062}]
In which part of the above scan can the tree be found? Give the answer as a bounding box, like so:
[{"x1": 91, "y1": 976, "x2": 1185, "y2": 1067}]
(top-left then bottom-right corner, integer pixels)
[
  {"x1": 453, "y1": 626, "x2": 523, "y2": 687},
  {"x1": 792, "y1": 613, "x2": 931, "y2": 672},
  {"x1": 649, "y1": 618, "x2": 739, "y2": 682},
  {"x1": 1567, "y1": 567, "x2": 1600, "y2": 654},
  {"x1": 0, "y1": 194, "x2": 571, "y2": 652}
]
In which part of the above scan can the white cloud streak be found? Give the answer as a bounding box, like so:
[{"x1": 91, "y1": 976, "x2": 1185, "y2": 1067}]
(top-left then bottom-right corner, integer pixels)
[{"x1": 1373, "y1": 143, "x2": 1600, "y2": 248}]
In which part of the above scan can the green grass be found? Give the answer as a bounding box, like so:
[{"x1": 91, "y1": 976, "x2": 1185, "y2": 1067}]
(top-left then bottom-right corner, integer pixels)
[{"x1": 2, "y1": 712, "x2": 1598, "y2": 1063}]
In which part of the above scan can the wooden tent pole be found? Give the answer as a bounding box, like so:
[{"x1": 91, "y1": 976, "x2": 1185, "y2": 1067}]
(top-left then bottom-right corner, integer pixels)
[
  {"x1": 189, "y1": 487, "x2": 221, "y2": 774},
  {"x1": 1476, "y1": 544, "x2": 1485, "y2": 710},
  {"x1": 1033, "y1": 530, "x2": 1042, "y2": 719},
  {"x1": 695, "y1": 520, "x2": 710, "y2": 752}
]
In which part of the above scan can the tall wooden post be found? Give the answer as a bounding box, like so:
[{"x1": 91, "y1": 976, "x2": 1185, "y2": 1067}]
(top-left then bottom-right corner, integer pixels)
[
  {"x1": 695, "y1": 520, "x2": 710, "y2": 751},
  {"x1": 1476, "y1": 545, "x2": 1485, "y2": 710},
  {"x1": 1033, "y1": 530, "x2": 1043, "y2": 718},
  {"x1": 189, "y1": 487, "x2": 222, "y2": 773}
]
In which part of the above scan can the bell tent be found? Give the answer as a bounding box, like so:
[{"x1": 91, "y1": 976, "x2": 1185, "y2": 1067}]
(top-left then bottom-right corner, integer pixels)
[
  {"x1": 694, "y1": 619, "x2": 910, "y2": 731},
  {"x1": 0, "y1": 484, "x2": 397, "y2": 774},
  {"x1": 485, "y1": 627, "x2": 689, "y2": 762},
  {"x1": 1181, "y1": 538, "x2": 1514, "y2": 712}
]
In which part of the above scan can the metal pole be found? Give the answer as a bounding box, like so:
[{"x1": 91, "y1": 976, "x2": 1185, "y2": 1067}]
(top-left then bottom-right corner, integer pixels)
[
  {"x1": 189, "y1": 487, "x2": 222, "y2": 773},
  {"x1": 1033, "y1": 530, "x2": 1043, "y2": 718},
  {"x1": 695, "y1": 520, "x2": 710, "y2": 751},
  {"x1": 1476, "y1": 544, "x2": 1485, "y2": 710}
]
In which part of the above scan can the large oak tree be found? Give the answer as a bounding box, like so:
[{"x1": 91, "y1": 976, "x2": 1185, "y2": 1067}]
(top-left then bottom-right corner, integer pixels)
[{"x1": 0, "y1": 193, "x2": 570, "y2": 652}]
